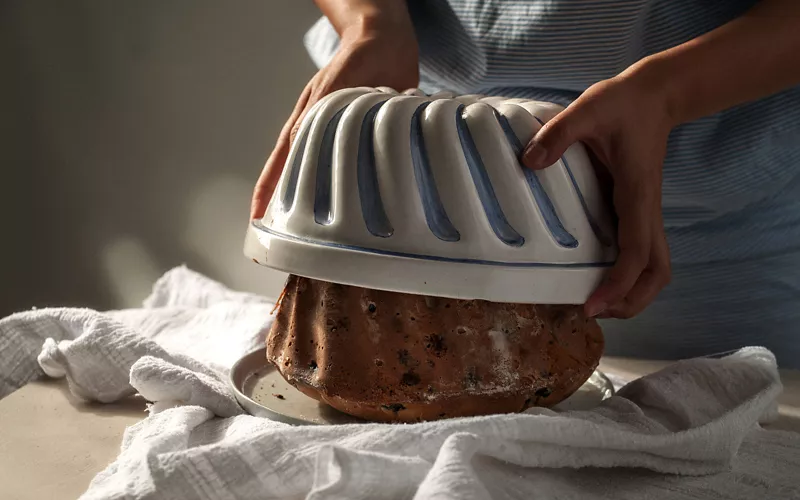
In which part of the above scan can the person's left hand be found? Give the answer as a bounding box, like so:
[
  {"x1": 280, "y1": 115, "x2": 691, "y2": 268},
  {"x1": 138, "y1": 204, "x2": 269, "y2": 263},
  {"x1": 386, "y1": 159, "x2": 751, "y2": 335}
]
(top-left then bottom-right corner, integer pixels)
[
  {"x1": 250, "y1": 18, "x2": 419, "y2": 220},
  {"x1": 522, "y1": 66, "x2": 675, "y2": 319}
]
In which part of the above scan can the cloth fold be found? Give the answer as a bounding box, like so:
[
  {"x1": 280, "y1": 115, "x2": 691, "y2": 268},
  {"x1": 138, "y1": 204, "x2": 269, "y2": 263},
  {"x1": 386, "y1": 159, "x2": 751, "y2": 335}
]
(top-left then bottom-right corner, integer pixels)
[{"x1": 1, "y1": 266, "x2": 798, "y2": 500}]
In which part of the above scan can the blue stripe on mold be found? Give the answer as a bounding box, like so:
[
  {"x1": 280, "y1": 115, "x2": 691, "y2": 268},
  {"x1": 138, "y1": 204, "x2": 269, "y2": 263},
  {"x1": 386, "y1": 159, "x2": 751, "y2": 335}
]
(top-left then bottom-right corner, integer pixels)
[
  {"x1": 533, "y1": 116, "x2": 613, "y2": 247},
  {"x1": 456, "y1": 105, "x2": 524, "y2": 247},
  {"x1": 494, "y1": 112, "x2": 578, "y2": 249},
  {"x1": 280, "y1": 120, "x2": 312, "y2": 212},
  {"x1": 314, "y1": 107, "x2": 347, "y2": 226},
  {"x1": 357, "y1": 101, "x2": 394, "y2": 238},
  {"x1": 253, "y1": 220, "x2": 613, "y2": 268},
  {"x1": 410, "y1": 102, "x2": 461, "y2": 242}
]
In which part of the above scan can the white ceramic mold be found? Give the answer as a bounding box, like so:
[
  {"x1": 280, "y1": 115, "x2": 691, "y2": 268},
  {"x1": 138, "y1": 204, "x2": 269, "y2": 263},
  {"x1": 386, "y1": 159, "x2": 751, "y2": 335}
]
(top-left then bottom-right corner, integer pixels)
[{"x1": 245, "y1": 87, "x2": 617, "y2": 304}]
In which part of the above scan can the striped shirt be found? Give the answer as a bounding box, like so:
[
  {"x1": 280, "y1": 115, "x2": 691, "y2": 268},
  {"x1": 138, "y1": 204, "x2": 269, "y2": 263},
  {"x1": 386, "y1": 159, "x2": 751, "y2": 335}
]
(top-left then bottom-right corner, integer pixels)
[{"x1": 304, "y1": 0, "x2": 800, "y2": 368}]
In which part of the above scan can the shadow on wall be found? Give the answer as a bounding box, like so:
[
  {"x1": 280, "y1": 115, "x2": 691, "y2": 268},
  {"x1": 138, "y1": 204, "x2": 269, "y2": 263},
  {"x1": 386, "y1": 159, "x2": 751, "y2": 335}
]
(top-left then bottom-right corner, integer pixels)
[{"x1": 0, "y1": 1, "x2": 321, "y2": 314}]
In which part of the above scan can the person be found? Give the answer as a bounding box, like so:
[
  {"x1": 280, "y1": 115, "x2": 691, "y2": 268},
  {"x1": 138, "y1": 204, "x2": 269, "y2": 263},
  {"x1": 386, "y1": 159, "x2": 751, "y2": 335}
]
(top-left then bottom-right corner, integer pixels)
[{"x1": 251, "y1": 0, "x2": 800, "y2": 367}]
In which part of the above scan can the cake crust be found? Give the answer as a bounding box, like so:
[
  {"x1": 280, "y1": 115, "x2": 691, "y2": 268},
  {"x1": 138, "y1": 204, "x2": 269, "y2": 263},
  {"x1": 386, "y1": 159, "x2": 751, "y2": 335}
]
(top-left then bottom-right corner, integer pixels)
[{"x1": 267, "y1": 275, "x2": 604, "y2": 423}]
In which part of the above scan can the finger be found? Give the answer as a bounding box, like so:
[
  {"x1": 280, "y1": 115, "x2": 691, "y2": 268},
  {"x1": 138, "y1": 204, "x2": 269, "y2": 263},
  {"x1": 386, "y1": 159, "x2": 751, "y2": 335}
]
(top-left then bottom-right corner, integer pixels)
[
  {"x1": 293, "y1": 82, "x2": 351, "y2": 144},
  {"x1": 603, "y1": 213, "x2": 671, "y2": 318},
  {"x1": 522, "y1": 106, "x2": 592, "y2": 170},
  {"x1": 250, "y1": 85, "x2": 312, "y2": 219},
  {"x1": 584, "y1": 177, "x2": 653, "y2": 317},
  {"x1": 256, "y1": 78, "x2": 354, "y2": 219},
  {"x1": 250, "y1": 132, "x2": 291, "y2": 220},
  {"x1": 289, "y1": 90, "x2": 319, "y2": 148},
  {"x1": 586, "y1": 243, "x2": 649, "y2": 318},
  {"x1": 585, "y1": 146, "x2": 614, "y2": 206},
  {"x1": 600, "y1": 268, "x2": 664, "y2": 319},
  {"x1": 597, "y1": 265, "x2": 666, "y2": 319}
]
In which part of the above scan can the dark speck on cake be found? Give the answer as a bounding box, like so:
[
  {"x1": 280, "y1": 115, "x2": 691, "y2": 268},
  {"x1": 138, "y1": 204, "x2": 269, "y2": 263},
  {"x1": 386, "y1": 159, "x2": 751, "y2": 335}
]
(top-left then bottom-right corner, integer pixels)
[
  {"x1": 425, "y1": 334, "x2": 447, "y2": 357},
  {"x1": 382, "y1": 403, "x2": 406, "y2": 413},
  {"x1": 326, "y1": 317, "x2": 350, "y2": 333},
  {"x1": 397, "y1": 349, "x2": 412, "y2": 366},
  {"x1": 552, "y1": 310, "x2": 565, "y2": 329},
  {"x1": 464, "y1": 367, "x2": 479, "y2": 388},
  {"x1": 401, "y1": 371, "x2": 421, "y2": 386}
]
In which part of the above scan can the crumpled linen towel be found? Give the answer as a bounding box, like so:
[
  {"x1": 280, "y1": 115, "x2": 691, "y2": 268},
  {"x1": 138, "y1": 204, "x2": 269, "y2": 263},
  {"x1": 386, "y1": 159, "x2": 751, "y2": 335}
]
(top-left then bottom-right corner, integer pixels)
[
  {"x1": 0, "y1": 266, "x2": 273, "y2": 412},
  {"x1": 1, "y1": 266, "x2": 799, "y2": 500}
]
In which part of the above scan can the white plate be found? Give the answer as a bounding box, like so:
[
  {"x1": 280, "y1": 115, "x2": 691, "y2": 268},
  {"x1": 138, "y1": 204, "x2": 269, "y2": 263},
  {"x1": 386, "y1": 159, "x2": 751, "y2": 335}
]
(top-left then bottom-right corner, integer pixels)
[{"x1": 230, "y1": 348, "x2": 614, "y2": 425}]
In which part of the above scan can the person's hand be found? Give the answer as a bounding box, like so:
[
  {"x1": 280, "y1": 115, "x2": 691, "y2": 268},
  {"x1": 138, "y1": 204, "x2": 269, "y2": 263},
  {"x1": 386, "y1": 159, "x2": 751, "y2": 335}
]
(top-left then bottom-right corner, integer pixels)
[
  {"x1": 250, "y1": 20, "x2": 420, "y2": 219},
  {"x1": 522, "y1": 66, "x2": 675, "y2": 319}
]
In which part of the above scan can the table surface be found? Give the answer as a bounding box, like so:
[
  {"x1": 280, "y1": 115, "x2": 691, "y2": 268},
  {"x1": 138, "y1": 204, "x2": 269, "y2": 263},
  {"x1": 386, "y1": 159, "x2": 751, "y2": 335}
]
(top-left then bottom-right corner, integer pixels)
[{"x1": 1, "y1": 357, "x2": 798, "y2": 500}]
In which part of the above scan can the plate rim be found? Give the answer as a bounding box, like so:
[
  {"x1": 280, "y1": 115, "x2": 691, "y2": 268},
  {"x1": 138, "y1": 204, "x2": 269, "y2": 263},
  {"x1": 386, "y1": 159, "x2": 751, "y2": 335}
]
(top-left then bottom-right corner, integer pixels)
[
  {"x1": 230, "y1": 347, "x2": 615, "y2": 424},
  {"x1": 229, "y1": 347, "x2": 317, "y2": 425}
]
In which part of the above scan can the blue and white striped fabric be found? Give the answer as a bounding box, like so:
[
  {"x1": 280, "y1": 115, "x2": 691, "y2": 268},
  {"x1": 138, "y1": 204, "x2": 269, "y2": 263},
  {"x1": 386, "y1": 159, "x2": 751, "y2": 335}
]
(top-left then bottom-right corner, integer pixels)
[{"x1": 304, "y1": 0, "x2": 800, "y2": 368}]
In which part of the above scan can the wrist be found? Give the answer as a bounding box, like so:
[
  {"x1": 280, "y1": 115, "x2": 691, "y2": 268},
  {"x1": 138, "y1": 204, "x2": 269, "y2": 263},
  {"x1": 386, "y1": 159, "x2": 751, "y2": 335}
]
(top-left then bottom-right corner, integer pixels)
[
  {"x1": 340, "y1": 13, "x2": 419, "y2": 77},
  {"x1": 623, "y1": 54, "x2": 688, "y2": 127},
  {"x1": 339, "y1": 5, "x2": 415, "y2": 46}
]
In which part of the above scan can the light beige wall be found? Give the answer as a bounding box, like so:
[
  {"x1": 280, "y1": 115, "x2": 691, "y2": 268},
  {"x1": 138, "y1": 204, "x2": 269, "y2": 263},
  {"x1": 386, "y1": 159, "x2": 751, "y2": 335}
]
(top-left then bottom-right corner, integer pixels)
[{"x1": 0, "y1": 1, "x2": 321, "y2": 314}]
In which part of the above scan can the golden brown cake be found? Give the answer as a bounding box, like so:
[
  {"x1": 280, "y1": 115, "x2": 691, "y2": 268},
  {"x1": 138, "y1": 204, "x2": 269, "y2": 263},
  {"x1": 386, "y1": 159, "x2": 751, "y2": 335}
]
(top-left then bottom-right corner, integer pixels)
[{"x1": 267, "y1": 275, "x2": 604, "y2": 423}]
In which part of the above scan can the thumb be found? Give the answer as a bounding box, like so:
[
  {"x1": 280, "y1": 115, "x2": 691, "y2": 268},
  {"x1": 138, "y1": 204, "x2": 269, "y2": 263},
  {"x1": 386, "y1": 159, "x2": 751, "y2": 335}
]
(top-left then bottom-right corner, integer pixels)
[{"x1": 522, "y1": 108, "x2": 588, "y2": 170}]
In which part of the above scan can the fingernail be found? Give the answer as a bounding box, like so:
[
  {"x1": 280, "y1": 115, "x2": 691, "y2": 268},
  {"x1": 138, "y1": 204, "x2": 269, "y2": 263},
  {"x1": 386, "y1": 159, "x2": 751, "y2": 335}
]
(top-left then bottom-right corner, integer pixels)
[
  {"x1": 585, "y1": 301, "x2": 607, "y2": 318},
  {"x1": 522, "y1": 142, "x2": 547, "y2": 169}
]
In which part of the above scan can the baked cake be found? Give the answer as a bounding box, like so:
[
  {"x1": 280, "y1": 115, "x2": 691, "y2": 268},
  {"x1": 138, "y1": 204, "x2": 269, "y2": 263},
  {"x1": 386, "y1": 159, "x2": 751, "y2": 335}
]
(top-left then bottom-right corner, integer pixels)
[{"x1": 267, "y1": 275, "x2": 604, "y2": 423}]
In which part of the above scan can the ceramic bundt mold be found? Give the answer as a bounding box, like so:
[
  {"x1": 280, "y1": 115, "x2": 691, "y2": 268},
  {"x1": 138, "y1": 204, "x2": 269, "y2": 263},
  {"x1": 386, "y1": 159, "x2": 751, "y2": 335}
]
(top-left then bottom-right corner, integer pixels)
[{"x1": 245, "y1": 87, "x2": 617, "y2": 304}]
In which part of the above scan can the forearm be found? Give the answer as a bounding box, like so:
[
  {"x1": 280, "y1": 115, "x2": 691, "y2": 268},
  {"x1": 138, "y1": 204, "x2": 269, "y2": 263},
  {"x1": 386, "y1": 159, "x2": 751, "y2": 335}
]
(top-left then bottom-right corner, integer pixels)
[
  {"x1": 630, "y1": 0, "x2": 800, "y2": 125},
  {"x1": 314, "y1": 0, "x2": 414, "y2": 41}
]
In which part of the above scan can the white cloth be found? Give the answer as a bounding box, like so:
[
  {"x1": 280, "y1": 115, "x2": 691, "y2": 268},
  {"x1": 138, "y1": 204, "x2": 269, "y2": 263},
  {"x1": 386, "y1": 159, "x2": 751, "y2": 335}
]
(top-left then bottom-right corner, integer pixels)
[{"x1": 1, "y1": 267, "x2": 799, "y2": 500}]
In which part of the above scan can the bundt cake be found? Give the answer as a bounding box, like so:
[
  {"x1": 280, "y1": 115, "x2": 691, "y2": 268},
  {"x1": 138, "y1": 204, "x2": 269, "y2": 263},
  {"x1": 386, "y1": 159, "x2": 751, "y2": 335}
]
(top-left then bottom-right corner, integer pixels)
[{"x1": 267, "y1": 275, "x2": 604, "y2": 423}]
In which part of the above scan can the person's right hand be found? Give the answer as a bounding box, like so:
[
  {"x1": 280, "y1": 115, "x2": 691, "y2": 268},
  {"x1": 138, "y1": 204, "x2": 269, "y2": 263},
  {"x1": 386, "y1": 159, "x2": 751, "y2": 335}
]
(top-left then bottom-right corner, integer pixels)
[
  {"x1": 251, "y1": 19, "x2": 420, "y2": 219},
  {"x1": 522, "y1": 65, "x2": 674, "y2": 319}
]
